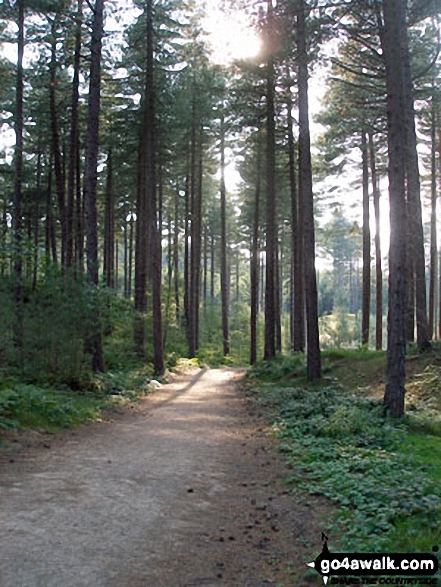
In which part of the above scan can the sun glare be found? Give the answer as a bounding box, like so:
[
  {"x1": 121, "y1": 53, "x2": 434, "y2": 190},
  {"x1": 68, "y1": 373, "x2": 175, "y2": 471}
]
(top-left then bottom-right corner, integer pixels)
[{"x1": 203, "y1": 8, "x2": 262, "y2": 65}]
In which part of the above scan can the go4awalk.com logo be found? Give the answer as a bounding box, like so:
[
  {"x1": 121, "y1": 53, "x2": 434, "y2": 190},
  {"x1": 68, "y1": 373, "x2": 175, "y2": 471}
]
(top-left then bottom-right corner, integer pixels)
[{"x1": 307, "y1": 535, "x2": 439, "y2": 585}]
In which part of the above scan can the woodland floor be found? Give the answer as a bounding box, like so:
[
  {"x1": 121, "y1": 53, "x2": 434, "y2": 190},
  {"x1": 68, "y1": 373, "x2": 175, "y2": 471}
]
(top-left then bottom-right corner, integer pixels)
[{"x1": 0, "y1": 368, "x2": 331, "y2": 587}]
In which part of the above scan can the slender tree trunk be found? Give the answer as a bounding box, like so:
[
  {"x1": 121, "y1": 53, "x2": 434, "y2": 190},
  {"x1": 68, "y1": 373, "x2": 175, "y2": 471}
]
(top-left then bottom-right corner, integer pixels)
[
  {"x1": 287, "y1": 80, "x2": 305, "y2": 352},
  {"x1": 128, "y1": 213, "x2": 133, "y2": 299},
  {"x1": 13, "y1": 0, "x2": 25, "y2": 353},
  {"x1": 184, "y1": 170, "x2": 190, "y2": 337},
  {"x1": 275, "y1": 236, "x2": 282, "y2": 353},
  {"x1": 220, "y1": 114, "x2": 230, "y2": 356},
  {"x1": 83, "y1": 0, "x2": 105, "y2": 372},
  {"x1": 438, "y1": 129, "x2": 441, "y2": 339},
  {"x1": 264, "y1": 0, "x2": 277, "y2": 360},
  {"x1": 203, "y1": 223, "x2": 208, "y2": 307},
  {"x1": 402, "y1": 5, "x2": 429, "y2": 350},
  {"x1": 173, "y1": 186, "x2": 180, "y2": 323},
  {"x1": 429, "y1": 96, "x2": 437, "y2": 338},
  {"x1": 382, "y1": 0, "x2": 407, "y2": 417},
  {"x1": 163, "y1": 214, "x2": 173, "y2": 350},
  {"x1": 250, "y1": 141, "x2": 261, "y2": 365},
  {"x1": 75, "y1": 142, "x2": 84, "y2": 271},
  {"x1": 210, "y1": 230, "x2": 215, "y2": 301},
  {"x1": 49, "y1": 21, "x2": 67, "y2": 269},
  {"x1": 1, "y1": 200, "x2": 7, "y2": 277},
  {"x1": 194, "y1": 126, "x2": 204, "y2": 351},
  {"x1": 124, "y1": 214, "x2": 128, "y2": 297},
  {"x1": 66, "y1": 0, "x2": 82, "y2": 270},
  {"x1": 103, "y1": 150, "x2": 114, "y2": 288},
  {"x1": 405, "y1": 200, "x2": 415, "y2": 343},
  {"x1": 143, "y1": 0, "x2": 163, "y2": 373},
  {"x1": 114, "y1": 236, "x2": 118, "y2": 290},
  {"x1": 369, "y1": 133, "x2": 383, "y2": 350},
  {"x1": 297, "y1": 0, "x2": 321, "y2": 380},
  {"x1": 361, "y1": 131, "x2": 371, "y2": 346},
  {"x1": 45, "y1": 160, "x2": 57, "y2": 264},
  {"x1": 33, "y1": 148, "x2": 42, "y2": 291}
]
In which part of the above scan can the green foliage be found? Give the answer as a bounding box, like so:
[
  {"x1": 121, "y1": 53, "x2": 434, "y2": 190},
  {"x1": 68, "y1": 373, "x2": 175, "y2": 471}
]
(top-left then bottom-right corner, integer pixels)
[
  {"x1": 247, "y1": 351, "x2": 441, "y2": 553},
  {"x1": 319, "y1": 310, "x2": 359, "y2": 349},
  {"x1": 0, "y1": 384, "x2": 104, "y2": 431}
]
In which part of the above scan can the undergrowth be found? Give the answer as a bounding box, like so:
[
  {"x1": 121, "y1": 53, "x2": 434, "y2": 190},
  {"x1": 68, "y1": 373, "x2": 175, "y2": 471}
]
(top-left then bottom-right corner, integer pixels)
[
  {"x1": 246, "y1": 353, "x2": 441, "y2": 555},
  {"x1": 0, "y1": 365, "x2": 161, "y2": 436}
]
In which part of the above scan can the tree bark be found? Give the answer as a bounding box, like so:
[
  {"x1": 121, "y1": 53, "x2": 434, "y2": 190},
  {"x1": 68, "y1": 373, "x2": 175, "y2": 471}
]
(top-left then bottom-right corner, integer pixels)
[
  {"x1": 103, "y1": 150, "x2": 115, "y2": 288},
  {"x1": 49, "y1": 20, "x2": 67, "y2": 269},
  {"x1": 361, "y1": 131, "x2": 371, "y2": 346},
  {"x1": 287, "y1": 80, "x2": 305, "y2": 352},
  {"x1": 83, "y1": 0, "x2": 105, "y2": 372},
  {"x1": 297, "y1": 0, "x2": 321, "y2": 380},
  {"x1": 66, "y1": 0, "x2": 82, "y2": 271},
  {"x1": 369, "y1": 133, "x2": 383, "y2": 350},
  {"x1": 382, "y1": 0, "x2": 407, "y2": 417},
  {"x1": 145, "y1": 0, "x2": 163, "y2": 374},
  {"x1": 402, "y1": 2, "x2": 429, "y2": 350},
  {"x1": 220, "y1": 114, "x2": 230, "y2": 357},
  {"x1": 429, "y1": 96, "x2": 437, "y2": 338},
  {"x1": 13, "y1": 0, "x2": 25, "y2": 353},
  {"x1": 174, "y1": 186, "x2": 180, "y2": 323},
  {"x1": 264, "y1": 0, "x2": 277, "y2": 360},
  {"x1": 250, "y1": 140, "x2": 261, "y2": 365}
]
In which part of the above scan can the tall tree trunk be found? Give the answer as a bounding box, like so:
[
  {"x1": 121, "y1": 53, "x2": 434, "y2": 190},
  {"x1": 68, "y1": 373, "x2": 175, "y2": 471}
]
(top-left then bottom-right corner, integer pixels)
[
  {"x1": 382, "y1": 0, "x2": 407, "y2": 417},
  {"x1": 13, "y1": 0, "x2": 25, "y2": 353},
  {"x1": 143, "y1": 0, "x2": 163, "y2": 374},
  {"x1": 194, "y1": 126, "x2": 204, "y2": 351},
  {"x1": 429, "y1": 96, "x2": 437, "y2": 338},
  {"x1": 275, "y1": 237, "x2": 282, "y2": 353},
  {"x1": 128, "y1": 212, "x2": 133, "y2": 299},
  {"x1": 264, "y1": 0, "x2": 277, "y2": 360},
  {"x1": 250, "y1": 141, "x2": 261, "y2": 365},
  {"x1": 49, "y1": 20, "x2": 66, "y2": 269},
  {"x1": 103, "y1": 150, "x2": 115, "y2": 288},
  {"x1": 402, "y1": 4, "x2": 429, "y2": 350},
  {"x1": 220, "y1": 114, "x2": 230, "y2": 357},
  {"x1": 203, "y1": 225, "x2": 208, "y2": 307},
  {"x1": 297, "y1": 0, "x2": 321, "y2": 380},
  {"x1": 1, "y1": 200, "x2": 7, "y2": 277},
  {"x1": 361, "y1": 131, "x2": 371, "y2": 346},
  {"x1": 369, "y1": 133, "x2": 383, "y2": 350},
  {"x1": 173, "y1": 186, "x2": 180, "y2": 323},
  {"x1": 75, "y1": 141, "x2": 84, "y2": 271},
  {"x1": 124, "y1": 213, "x2": 128, "y2": 297},
  {"x1": 83, "y1": 0, "x2": 105, "y2": 372},
  {"x1": 287, "y1": 80, "x2": 305, "y2": 352},
  {"x1": 66, "y1": 0, "x2": 82, "y2": 270},
  {"x1": 210, "y1": 230, "x2": 215, "y2": 302},
  {"x1": 438, "y1": 130, "x2": 441, "y2": 339},
  {"x1": 184, "y1": 170, "x2": 190, "y2": 338},
  {"x1": 45, "y1": 160, "x2": 57, "y2": 265},
  {"x1": 33, "y1": 148, "x2": 42, "y2": 291}
]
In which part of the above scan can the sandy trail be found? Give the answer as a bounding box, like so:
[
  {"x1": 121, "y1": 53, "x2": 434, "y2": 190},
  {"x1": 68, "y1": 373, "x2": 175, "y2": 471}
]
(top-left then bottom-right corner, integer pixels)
[{"x1": 0, "y1": 368, "x2": 326, "y2": 587}]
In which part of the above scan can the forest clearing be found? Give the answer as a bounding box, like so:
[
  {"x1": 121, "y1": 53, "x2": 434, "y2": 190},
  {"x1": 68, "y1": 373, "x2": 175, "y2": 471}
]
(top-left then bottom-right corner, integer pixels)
[{"x1": 1, "y1": 0, "x2": 441, "y2": 584}]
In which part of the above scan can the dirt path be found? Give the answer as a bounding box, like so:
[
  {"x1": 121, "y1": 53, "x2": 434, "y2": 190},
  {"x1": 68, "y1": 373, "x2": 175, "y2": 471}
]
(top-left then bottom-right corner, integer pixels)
[{"x1": 0, "y1": 368, "x2": 327, "y2": 587}]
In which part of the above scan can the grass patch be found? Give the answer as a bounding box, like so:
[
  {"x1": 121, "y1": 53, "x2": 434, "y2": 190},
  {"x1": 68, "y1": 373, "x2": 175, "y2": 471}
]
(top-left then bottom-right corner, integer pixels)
[
  {"x1": 0, "y1": 365, "x2": 158, "y2": 434},
  {"x1": 0, "y1": 384, "x2": 105, "y2": 431},
  {"x1": 246, "y1": 350, "x2": 441, "y2": 556}
]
